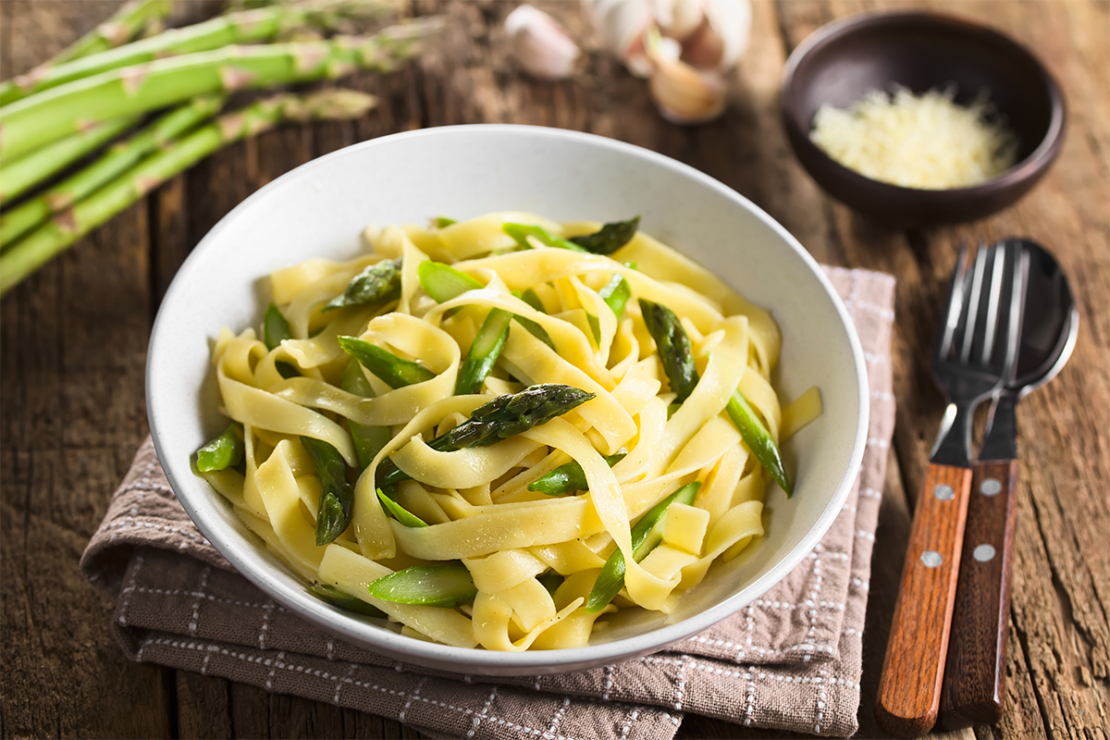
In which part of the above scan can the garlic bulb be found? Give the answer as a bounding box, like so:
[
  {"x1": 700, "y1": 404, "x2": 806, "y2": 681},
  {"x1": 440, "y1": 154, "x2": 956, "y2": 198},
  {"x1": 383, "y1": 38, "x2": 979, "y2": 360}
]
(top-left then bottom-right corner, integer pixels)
[
  {"x1": 505, "y1": 5, "x2": 582, "y2": 81},
  {"x1": 647, "y1": 32, "x2": 726, "y2": 124}
]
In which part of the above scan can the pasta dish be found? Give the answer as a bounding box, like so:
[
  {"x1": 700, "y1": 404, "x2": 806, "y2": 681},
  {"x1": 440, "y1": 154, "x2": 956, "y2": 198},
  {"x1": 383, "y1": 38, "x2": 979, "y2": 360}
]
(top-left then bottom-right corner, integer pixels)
[{"x1": 194, "y1": 211, "x2": 820, "y2": 651}]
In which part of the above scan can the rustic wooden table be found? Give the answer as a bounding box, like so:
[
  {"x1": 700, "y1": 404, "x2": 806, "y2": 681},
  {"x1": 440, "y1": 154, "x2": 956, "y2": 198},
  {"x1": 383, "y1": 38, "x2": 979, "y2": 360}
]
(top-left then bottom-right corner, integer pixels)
[{"x1": 2, "y1": 1, "x2": 1107, "y2": 738}]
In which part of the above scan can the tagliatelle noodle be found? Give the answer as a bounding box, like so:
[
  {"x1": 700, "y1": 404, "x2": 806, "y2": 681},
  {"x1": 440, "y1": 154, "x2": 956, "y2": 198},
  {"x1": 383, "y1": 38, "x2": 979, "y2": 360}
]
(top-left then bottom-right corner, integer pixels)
[{"x1": 197, "y1": 211, "x2": 819, "y2": 651}]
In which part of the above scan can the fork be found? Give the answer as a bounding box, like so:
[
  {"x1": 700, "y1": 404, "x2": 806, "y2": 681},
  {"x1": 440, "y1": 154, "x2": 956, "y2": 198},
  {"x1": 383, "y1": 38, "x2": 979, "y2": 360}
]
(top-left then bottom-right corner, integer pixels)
[{"x1": 875, "y1": 241, "x2": 1027, "y2": 738}]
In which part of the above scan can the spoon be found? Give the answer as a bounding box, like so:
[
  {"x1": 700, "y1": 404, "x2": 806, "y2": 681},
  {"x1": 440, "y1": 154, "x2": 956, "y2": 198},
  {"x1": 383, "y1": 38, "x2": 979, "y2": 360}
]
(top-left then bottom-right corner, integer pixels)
[{"x1": 939, "y1": 238, "x2": 1079, "y2": 729}]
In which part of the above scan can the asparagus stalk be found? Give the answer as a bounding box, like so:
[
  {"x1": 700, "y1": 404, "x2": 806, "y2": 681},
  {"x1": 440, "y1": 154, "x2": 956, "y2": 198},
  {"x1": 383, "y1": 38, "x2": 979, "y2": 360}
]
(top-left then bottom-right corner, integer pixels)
[
  {"x1": 726, "y1": 390, "x2": 792, "y2": 495},
  {"x1": 263, "y1": 302, "x2": 300, "y2": 379},
  {"x1": 0, "y1": 115, "x2": 141, "y2": 204},
  {"x1": 0, "y1": 90, "x2": 377, "y2": 296},
  {"x1": 0, "y1": 96, "x2": 224, "y2": 248},
  {"x1": 376, "y1": 384, "x2": 595, "y2": 487},
  {"x1": 0, "y1": 1, "x2": 398, "y2": 106},
  {"x1": 376, "y1": 488, "x2": 427, "y2": 527},
  {"x1": 639, "y1": 299, "x2": 698, "y2": 402},
  {"x1": 302, "y1": 435, "x2": 355, "y2": 545},
  {"x1": 195, "y1": 422, "x2": 245, "y2": 472},
  {"x1": 640, "y1": 298, "x2": 793, "y2": 495},
  {"x1": 454, "y1": 308, "x2": 511, "y2": 395},
  {"x1": 0, "y1": 17, "x2": 443, "y2": 160},
  {"x1": 323, "y1": 257, "x2": 402, "y2": 311},
  {"x1": 503, "y1": 222, "x2": 589, "y2": 253},
  {"x1": 528, "y1": 451, "x2": 626, "y2": 495},
  {"x1": 599, "y1": 273, "x2": 631, "y2": 318},
  {"x1": 340, "y1": 359, "x2": 391, "y2": 470},
  {"x1": 417, "y1": 261, "x2": 483, "y2": 302},
  {"x1": 337, "y1": 336, "x2": 436, "y2": 388},
  {"x1": 569, "y1": 216, "x2": 640, "y2": 255},
  {"x1": 585, "y1": 481, "x2": 700, "y2": 612},
  {"x1": 57, "y1": 0, "x2": 173, "y2": 62},
  {"x1": 311, "y1": 583, "x2": 387, "y2": 617},
  {"x1": 367, "y1": 564, "x2": 477, "y2": 607}
]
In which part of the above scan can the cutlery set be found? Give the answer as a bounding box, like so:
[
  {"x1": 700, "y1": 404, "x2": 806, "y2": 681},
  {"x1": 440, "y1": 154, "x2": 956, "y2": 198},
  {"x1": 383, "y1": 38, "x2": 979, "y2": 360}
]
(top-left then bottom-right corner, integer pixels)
[{"x1": 875, "y1": 239, "x2": 1078, "y2": 737}]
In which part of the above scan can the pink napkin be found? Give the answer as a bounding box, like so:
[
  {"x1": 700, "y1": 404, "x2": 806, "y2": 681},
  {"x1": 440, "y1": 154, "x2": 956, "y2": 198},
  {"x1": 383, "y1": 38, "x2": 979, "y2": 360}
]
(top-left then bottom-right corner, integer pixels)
[{"x1": 81, "y1": 266, "x2": 895, "y2": 739}]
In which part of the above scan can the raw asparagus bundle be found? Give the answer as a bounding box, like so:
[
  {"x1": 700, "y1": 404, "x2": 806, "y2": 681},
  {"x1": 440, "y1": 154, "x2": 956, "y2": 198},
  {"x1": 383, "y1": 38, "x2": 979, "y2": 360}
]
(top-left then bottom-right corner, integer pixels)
[
  {"x1": 0, "y1": 0, "x2": 398, "y2": 106},
  {"x1": 0, "y1": 90, "x2": 377, "y2": 296},
  {"x1": 0, "y1": 17, "x2": 443, "y2": 160},
  {"x1": 0, "y1": 96, "x2": 226, "y2": 247}
]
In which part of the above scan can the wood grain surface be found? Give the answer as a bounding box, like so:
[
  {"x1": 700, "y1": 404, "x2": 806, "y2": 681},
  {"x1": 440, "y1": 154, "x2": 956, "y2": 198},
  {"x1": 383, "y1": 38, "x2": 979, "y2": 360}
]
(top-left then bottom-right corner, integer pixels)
[{"x1": 2, "y1": 2, "x2": 1108, "y2": 739}]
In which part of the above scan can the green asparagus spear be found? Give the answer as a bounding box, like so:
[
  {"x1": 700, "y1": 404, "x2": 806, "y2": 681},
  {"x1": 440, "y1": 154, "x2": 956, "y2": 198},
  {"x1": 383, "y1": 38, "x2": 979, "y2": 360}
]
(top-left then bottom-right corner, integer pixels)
[
  {"x1": 502, "y1": 223, "x2": 589, "y2": 253},
  {"x1": 323, "y1": 258, "x2": 402, "y2": 312},
  {"x1": 434, "y1": 216, "x2": 456, "y2": 228},
  {"x1": 569, "y1": 216, "x2": 640, "y2": 255},
  {"x1": 0, "y1": 116, "x2": 141, "y2": 204},
  {"x1": 519, "y1": 288, "x2": 545, "y2": 313},
  {"x1": 513, "y1": 315, "x2": 555, "y2": 349},
  {"x1": 0, "y1": 90, "x2": 376, "y2": 297},
  {"x1": 367, "y1": 564, "x2": 477, "y2": 607},
  {"x1": 640, "y1": 299, "x2": 793, "y2": 495},
  {"x1": 528, "y1": 452, "x2": 627, "y2": 495},
  {"x1": 58, "y1": 0, "x2": 172, "y2": 62},
  {"x1": 417, "y1": 261, "x2": 483, "y2": 302},
  {"x1": 0, "y1": 1, "x2": 398, "y2": 106},
  {"x1": 376, "y1": 384, "x2": 595, "y2": 487},
  {"x1": 726, "y1": 391, "x2": 792, "y2": 496},
  {"x1": 0, "y1": 18, "x2": 443, "y2": 161},
  {"x1": 311, "y1": 583, "x2": 387, "y2": 617},
  {"x1": 585, "y1": 481, "x2": 700, "y2": 612},
  {"x1": 195, "y1": 422, "x2": 244, "y2": 472},
  {"x1": 639, "y1": 299, "x2": 698, "y2": 402},
  {"x1": 337, "y1": 336, "x2": 435, "y2": 388},
  {"x1": 376, "y1": 488, "x2": 428, "y2": 527},
  {"x1": 301, "y1": 436, "x2": 354, "y2": 546},
  {"x1": 598, "y1": 274, "x2": 631, "y2": 318},
  {"x1": 1, "y1": 97, "x2": 224, "y2": 249},
  {"x1": 341, "y1": 360, "x2": 391, "y2": 470},
  {"x1": 455, "y1": 308, "x2": 511, "y2": 395}
]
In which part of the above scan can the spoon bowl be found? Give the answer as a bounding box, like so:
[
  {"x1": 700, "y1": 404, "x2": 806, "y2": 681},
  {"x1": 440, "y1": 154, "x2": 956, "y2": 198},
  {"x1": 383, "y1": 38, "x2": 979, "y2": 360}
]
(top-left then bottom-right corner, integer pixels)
[{"x1": 1011, "y1": 238, "x2": 1079, "y2": 393}]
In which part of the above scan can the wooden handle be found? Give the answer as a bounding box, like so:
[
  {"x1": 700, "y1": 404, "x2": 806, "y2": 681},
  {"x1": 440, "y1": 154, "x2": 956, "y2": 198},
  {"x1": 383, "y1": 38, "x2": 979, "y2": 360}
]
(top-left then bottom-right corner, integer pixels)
[
  {"x1": 876, "y1": 463, "x2": 972, "y2": 738},
  {"x1": 940, "y1": 459, "x2": 1019, "y2": 729}
]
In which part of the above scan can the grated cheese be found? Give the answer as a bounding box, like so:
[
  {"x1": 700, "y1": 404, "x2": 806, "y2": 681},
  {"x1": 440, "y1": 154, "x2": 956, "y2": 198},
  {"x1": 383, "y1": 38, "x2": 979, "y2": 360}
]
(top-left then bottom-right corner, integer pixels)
[{"x1": 809, "y1": 86, "x2": 1018, "y2": 190}]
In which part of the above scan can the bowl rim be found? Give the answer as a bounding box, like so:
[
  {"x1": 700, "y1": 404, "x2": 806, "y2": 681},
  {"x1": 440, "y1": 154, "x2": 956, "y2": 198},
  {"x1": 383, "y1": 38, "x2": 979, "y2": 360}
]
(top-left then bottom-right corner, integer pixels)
[
  {"x1": 780, "y1": 9, "x2": 1067, "y2": 198},
  {"x1": 147, "y1": 123, "x2": 870, "y2": 673}
]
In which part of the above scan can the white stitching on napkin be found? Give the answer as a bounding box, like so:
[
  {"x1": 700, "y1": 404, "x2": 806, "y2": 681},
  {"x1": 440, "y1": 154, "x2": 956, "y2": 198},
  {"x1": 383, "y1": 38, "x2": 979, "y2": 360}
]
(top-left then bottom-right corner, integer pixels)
[
  {"x1": 467, "y1": 686, "x2": 498, "y2": 738},
  {"x1": 118, "y1": 553, "x2": 144, "y2": 627},
  {"x1": 187, "y1": 566, "x2": 212, "y2": 635}
]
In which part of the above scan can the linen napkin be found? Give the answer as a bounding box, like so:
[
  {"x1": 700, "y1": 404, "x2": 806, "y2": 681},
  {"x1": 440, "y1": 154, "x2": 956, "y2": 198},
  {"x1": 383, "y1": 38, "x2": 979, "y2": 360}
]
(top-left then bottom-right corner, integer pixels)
[{"x1": 81, "y1": 267, "x2": 895, "y2": 739}]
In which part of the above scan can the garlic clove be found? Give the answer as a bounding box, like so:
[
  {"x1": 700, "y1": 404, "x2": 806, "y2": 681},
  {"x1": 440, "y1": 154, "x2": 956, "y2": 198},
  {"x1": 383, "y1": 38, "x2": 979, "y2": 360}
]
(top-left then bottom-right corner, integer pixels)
[
  {"x1": 582, "y1": 0, "x2": 656, "y2": 77},
  {"x1": 649, "y1": 43, "x2": 727, "y2": 124},
  {"x1": 697, "y1": 0, "x2": 751, "y2": 71},
  {"x1": 655, "y1": 0, "x2": 705, "y2": 42},
  {"x1": 505, "y1": 4, "x2": 582, "y2": 81}
]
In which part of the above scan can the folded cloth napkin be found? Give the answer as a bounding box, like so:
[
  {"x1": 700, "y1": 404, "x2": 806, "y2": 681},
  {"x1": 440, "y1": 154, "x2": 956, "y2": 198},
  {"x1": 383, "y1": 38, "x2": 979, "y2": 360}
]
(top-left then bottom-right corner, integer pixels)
[{"x1": 81, "y1": 267, "x2": 895, "y2": 740}]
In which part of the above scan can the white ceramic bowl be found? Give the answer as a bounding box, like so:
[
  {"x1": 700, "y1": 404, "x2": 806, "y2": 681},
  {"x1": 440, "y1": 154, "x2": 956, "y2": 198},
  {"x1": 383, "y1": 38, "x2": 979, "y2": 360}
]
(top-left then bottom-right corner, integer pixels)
[{"x1": 148, "y1": 125, "x2": 869, "y2": 676}]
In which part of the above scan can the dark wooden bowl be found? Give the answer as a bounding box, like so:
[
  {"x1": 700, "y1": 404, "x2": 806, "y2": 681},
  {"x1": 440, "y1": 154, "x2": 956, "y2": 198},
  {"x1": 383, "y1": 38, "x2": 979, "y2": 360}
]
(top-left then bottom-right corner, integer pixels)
[{"x1": 781, "y1": 11, "x2": 1066, "y2": 228}]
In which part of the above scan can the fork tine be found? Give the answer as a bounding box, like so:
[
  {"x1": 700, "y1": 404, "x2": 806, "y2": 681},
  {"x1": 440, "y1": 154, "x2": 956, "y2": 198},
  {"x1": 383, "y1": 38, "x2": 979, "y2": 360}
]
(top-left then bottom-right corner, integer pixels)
[
  {"x1": 938, "y1": 238, "x2": 971, "y2": 359},
  {"x1": 959, "y1": 244, "x2": 989, "y2": 363},
  {"x1": 998, "y1": 240, "x2": 1028, "y2": 376},
  {"x1": 978, "y1": 242, "x2": 1006, "y2": 366}
]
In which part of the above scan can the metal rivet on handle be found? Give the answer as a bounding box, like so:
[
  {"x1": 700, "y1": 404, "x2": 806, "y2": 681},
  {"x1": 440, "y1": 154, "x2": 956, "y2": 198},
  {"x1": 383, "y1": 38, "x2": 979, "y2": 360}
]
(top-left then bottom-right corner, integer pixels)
[
  {"x1": 973, "y1": 544, "x2": 996, "y2": 562},
  {"x1": 921, "y1": 551, "x2": 943, "y2": 568},
  {"x1": 934, "y1": 484, "x2": 955, "y2": 501},
  {"x1": 980, "y1": 479, "x2": 1002, "y2": 496}
]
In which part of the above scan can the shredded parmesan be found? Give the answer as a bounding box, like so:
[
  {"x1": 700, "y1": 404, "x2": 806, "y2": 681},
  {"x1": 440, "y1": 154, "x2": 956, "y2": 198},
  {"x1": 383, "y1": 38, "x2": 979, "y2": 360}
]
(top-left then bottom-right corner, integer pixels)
[{"x1": 809, "y1": 86, "x2": 1018, "y2": 190}]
